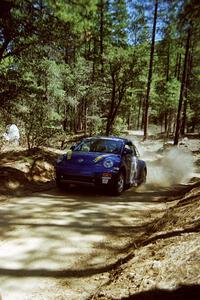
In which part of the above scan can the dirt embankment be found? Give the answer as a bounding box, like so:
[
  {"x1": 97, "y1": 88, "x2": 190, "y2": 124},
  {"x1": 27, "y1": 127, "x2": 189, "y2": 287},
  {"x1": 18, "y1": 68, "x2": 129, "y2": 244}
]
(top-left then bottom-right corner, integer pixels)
[
  {"x1": 0, "y1": 147, "x2": 59, "y2": 199},
  {"x1": 89, "y1": 182, "x2": 200, "y2": 300}
]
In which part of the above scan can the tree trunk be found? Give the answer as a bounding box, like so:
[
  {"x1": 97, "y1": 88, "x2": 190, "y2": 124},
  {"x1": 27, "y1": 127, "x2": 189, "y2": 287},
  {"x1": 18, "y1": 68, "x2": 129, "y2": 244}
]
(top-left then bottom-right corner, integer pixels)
[
  {"x1": 84, "y1": 100, "x2": 88, "y2": 135},
  {"x1": 62, "y1": 105, "x2": 68, "y2": 131},
  {"x1": 99, "y1": 0, "x2": 104, "y2": 73},
  {"x1": 92, "y1": 37, "x2": 98, "y2": 79},
  {"x1": 164, "y1": 112, "x2": 168, "y2": 133},
  {"x1": 181, "y1": 97, "x2": 187, "y2": 135},
  {"x1": 164, "y1": 44, "x2": 170, "y2": 134},
  {"x1": 143, "y1": 0, "x2": 158, "y2": 140},
  {"x1": 106, "y1": 71, "x2": 116, "y2": 135},
  {"x1": 181, "y1": 53, "x2": 192, "y2": 135},
  {"x1": 141, "y1": 97, "x2": 146, "y2": 129},
  {"x1": 137, "y1": 97, "x2": 142, "y2": 130},
  {"x1": 106, "y1": 85, "x2": 125, "y2": 136},
  {"x1": 174, "y1": 28, "x2": 190, "y2": 145},
  {"x1": 127, "y1": 112, "x2": 131, "y2": 130},
  {"x1": 175, "y1": 42, "x2": 182, "y2": 80},
  {"x1": 177, "y1": 53, "x2": 182, "y2": 81}
]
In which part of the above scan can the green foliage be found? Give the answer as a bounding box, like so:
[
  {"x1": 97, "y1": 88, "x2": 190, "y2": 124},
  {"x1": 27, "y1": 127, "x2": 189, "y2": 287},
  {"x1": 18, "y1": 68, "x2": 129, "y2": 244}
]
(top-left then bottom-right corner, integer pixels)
[
  {"x1": 164, "y1": 79, "x2": 180, "y2": 109},
  {"x1": 50, "y1": 0, "x2": 98, "y2": 32},
  {"x1": 112, "y1": 117, "x2": 128, "y2": 136},
  {"x1": 87, "y1": 115, "x2": 104, "y2": 135},
  {"x1": 110, "y1": 0, "x2": 129, "y2": 46},
  {"x1": 0, "y1": 0, "x2": 200, "y2": 148}
]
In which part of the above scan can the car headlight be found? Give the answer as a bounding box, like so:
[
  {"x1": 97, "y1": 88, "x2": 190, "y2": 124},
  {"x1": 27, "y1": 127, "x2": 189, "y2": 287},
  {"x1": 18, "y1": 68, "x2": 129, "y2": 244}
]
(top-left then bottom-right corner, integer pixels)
[{"x1": 103, "y1": 159, "x2": 114, "y2": 168}]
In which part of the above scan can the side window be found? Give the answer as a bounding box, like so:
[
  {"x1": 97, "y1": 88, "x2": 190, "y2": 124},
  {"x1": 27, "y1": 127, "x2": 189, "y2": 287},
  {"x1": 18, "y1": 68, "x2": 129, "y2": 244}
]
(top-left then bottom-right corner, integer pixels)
[
  {"x1": 125, "y1": 142, "x2": 134, "y2": 154},
  {"x1": 134, "y1": 146, "x2": 140, "y2": 157},
  {"x1": 76, "y1": 140, "x2": 91, "y2": 152},
  {"x1": 125, "y1": 142, "x2": 139, "y2": 156},
  {"x1": 133, "y1": 145, "x2": 140, "y2": 157},
  {"x1": 132, "y1": 146, "x2": 137, "y2": 156},
  {"x1": 124, "y1": 143, "x2": 132, "y2": 151},
  {"x1": 124, "y1": 142, "x2": 134, "y2": 155}
]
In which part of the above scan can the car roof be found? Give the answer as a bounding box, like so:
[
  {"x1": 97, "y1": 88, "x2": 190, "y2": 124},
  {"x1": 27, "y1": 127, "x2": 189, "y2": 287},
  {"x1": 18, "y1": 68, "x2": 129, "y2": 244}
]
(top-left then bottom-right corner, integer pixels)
[{"x1": 84, "y1": 136, "x2": 131, "y2": 143}]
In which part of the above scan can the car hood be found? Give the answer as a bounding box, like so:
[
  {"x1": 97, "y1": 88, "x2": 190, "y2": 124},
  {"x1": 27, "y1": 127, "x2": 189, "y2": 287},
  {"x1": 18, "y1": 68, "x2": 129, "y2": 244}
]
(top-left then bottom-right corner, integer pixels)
[{"x1": 61, "y1": 151, "x2": 120, "y2": 166}]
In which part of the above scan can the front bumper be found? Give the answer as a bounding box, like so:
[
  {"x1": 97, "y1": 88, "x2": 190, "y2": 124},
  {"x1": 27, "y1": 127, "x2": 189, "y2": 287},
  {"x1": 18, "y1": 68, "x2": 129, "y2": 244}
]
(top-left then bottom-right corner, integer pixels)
[{"x1": 56, "y1": 168, "x2": 118, "y2": 187}]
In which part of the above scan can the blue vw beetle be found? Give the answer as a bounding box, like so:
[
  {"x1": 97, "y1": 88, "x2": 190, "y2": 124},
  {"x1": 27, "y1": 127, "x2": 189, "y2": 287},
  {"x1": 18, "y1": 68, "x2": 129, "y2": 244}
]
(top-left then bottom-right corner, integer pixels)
[{"x1": 55, "y1": 136, "x2": 147, "y2": 195}]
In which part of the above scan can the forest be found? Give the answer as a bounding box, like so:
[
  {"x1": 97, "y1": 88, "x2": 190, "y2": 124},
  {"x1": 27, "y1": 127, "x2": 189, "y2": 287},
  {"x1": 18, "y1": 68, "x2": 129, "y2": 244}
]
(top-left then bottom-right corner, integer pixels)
[{"x1": 0, "y1": 0, "x2": 200, "y2": 149}]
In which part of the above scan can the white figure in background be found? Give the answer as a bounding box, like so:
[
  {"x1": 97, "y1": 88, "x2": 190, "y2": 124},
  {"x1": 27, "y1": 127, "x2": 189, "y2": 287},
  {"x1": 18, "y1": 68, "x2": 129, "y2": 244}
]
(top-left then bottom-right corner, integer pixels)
[{"x1": 3, "y1": 124, "x2": 20, "y2": 146}]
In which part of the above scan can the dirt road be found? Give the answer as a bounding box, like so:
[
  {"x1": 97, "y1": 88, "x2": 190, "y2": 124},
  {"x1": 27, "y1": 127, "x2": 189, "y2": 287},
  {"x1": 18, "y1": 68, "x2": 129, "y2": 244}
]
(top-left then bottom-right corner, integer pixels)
[
  {"x1": 0, "y1": 136, "x2": 199, "y2": 300},
  {"x1": 0, "y1": 183, "x2": 176, "y2": 300}
]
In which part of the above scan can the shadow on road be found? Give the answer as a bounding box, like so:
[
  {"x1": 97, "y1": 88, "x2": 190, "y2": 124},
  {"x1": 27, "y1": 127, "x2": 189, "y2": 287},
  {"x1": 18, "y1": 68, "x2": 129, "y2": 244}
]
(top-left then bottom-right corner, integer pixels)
[
  {"x1": 121, "y1": 284, "x2": 200, "y2": 300},
  {"x1": 0, "y1": 181, "x2": 197, "y2": 281}
]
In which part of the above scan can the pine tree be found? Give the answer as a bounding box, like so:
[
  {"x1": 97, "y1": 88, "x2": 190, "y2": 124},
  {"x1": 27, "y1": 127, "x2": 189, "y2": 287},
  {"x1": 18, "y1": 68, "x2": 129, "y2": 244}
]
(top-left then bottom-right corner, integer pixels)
[{"x1": 143, "y1": 0, "x2": 158, "y2": 140}]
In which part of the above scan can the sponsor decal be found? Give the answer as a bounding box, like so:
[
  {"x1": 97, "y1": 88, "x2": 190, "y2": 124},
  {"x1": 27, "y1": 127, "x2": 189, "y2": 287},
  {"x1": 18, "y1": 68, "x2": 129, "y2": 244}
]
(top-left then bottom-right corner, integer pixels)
[
  {"x1": 94, "y1": 154, "x2": 110, "y2": 163},
  {"x1": 66, "y1": 150, "x2": 72, "y2": 160}
]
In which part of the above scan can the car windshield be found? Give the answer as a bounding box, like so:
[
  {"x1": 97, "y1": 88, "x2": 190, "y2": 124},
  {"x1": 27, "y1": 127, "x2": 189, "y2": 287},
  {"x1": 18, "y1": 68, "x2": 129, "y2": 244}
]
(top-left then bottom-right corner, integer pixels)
[{"x1": 74, "y1": 138, "x2": 123, "y2": 154}]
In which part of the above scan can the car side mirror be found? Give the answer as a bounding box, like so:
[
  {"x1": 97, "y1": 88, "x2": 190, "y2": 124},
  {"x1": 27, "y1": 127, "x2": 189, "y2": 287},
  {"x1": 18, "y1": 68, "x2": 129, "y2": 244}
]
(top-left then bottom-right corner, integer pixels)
[{"x1": 123, "y1": 148, "x2": 133, "y2": 155}]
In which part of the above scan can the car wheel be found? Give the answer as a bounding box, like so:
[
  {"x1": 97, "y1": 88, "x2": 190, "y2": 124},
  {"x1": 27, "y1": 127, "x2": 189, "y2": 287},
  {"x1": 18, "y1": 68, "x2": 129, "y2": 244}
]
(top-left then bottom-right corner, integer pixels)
[
  {"x1": 56, "y1": 174, "x2": 62, "y2": 187},
  {"x1": 56, "y1": 174, "x2": 65, "y2": 189},
  {"x1": 111, "y1": 171, "x2": 125, "y2": 196},
  {"x1": 139, "y1": 168, "x2": 147, "y2": 185}
]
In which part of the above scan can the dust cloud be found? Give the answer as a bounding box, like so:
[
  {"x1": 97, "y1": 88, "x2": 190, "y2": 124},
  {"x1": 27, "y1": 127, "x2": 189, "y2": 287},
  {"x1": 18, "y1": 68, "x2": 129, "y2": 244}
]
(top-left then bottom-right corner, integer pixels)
[
  {"x1": 146, "y1": 147, "x2": 195, "y2": 187},
  {"x1": 126, "y1": 133, "x2": 195, "y2": 187}
]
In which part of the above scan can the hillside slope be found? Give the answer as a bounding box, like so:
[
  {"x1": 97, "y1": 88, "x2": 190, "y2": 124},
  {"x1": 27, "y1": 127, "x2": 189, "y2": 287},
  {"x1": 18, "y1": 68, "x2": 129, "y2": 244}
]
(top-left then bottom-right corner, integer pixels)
[{"x1": 89, "y1": 182, "x2": 200, "y2": 300}]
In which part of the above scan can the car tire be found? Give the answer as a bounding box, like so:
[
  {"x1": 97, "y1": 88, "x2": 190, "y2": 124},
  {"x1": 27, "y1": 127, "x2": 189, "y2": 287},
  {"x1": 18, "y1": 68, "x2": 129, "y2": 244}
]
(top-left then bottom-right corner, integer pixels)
[
  {"x1": 56, "y1": 175, "x2": 62, "y2": 187},
  {"x1": 56, "y1": 174, "x2": 65, "y2": 189},
  {"x1": 111, "y1": 171, "x2": 125, "y2": 196},
  {"x1": 139, "y1": 168, "x2": 147, "y2": 185}
]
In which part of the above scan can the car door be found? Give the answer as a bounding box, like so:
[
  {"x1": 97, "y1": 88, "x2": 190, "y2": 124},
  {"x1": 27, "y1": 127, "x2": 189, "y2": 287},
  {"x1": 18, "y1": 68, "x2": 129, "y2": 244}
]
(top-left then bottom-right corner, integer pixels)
[{"x1": 122, "y1": 142, "x2": 133, "y2": 182}]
